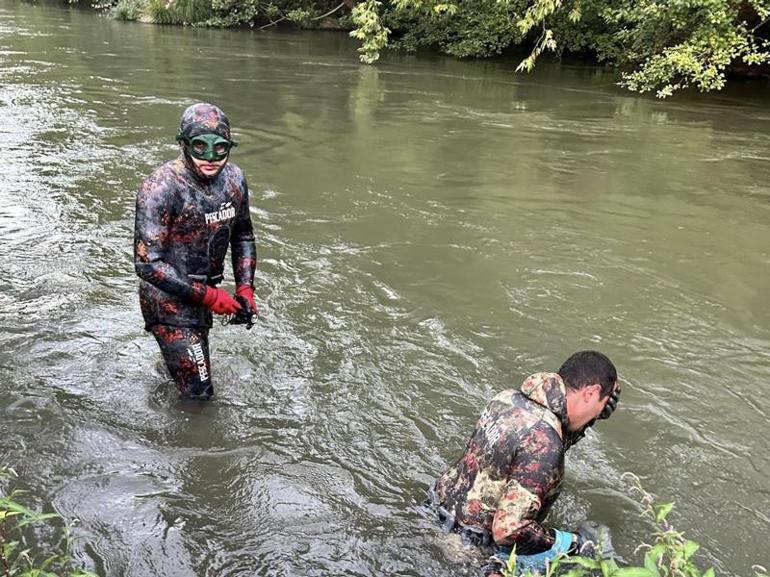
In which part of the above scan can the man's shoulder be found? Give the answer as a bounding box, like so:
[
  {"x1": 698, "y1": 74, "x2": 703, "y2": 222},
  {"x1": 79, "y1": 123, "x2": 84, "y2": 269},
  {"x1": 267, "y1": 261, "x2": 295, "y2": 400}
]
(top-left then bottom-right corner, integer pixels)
[
  {"x1": 141, "y1": 159, "x2": 185, "y2": 192},
  {"x1": 524, "y1": 416, "x2": 564, "y2": 445},
  {"x1": 490, "y1": 389, "x2": 518, "y2": 405},
  {"x1": 153, "y1": 157, "x2": 184, "y2": 175},
  {"x1": 222, "y1": 162, "x2": 245, "y2": 182},
  {"x1": 485, "y1": 390, "x2": 564, "y2": 445}
]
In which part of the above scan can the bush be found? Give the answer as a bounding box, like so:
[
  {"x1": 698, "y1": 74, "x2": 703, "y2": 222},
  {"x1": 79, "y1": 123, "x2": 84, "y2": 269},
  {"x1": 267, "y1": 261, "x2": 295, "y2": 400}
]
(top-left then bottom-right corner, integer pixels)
[
  {"x1": 145, "y1": 0, "x2": 212, "y2": 25},
  {"x1": 111, "y1": 0, "x2": 143, "y2": 20}
]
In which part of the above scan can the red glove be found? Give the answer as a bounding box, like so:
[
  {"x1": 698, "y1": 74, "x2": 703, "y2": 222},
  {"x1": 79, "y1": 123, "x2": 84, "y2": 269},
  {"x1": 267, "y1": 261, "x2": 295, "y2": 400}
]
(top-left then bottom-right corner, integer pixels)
[
  {"x1": 201, "y1": 287, "x2": 242, "y2": 315},
  {"x1": 235, "y1": 284, "x2": 258, "y2": 315}
]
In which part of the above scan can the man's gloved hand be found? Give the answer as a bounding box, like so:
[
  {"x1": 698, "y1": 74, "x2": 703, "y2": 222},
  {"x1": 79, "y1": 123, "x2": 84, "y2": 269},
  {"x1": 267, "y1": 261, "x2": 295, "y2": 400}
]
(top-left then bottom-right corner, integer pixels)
[
  {"x1": 201, "y1": 287, "x2": 242, "y2": 315},
  {"x1": 235, "y1": 284, "x2": 258, "y2": 316},
  {"x1": 598, "y1": 386, "x2": 621, "y2": 420},
  {"x1": 500, "y1": 529, "x2": 573, "y2": 574},
  {"x1": 574, "y1": 521, "x2": 615, "y2": 559}
]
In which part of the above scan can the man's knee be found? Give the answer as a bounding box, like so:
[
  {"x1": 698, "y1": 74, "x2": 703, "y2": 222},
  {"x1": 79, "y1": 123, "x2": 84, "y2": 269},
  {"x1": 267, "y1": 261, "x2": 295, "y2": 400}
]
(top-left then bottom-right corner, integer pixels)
[{"x1": 151, "y1": 325, "x2": 214, "y2": 399}]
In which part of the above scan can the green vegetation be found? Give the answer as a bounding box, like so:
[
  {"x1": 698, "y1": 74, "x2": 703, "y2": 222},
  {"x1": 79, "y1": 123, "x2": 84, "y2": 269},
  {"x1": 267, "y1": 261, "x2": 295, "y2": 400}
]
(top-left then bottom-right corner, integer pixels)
[
  {"x1": 88, "y1": 0, "x2": 770, "y2": 97},
  {"x1": 111, "y1": 0, "x2": 142, "y2": 20},
  {"x1": 500, "y1": 473, "x2": 770, "y2": 577},
  {"x1": 0, "y1": 468, "x2": 97, "y2": 577},
  {"x1": 144, "y1": 0, "x2": 212, "y2": 24},
  {"x1": 110, "y1": 0, "x2": 337, "y2": 29},
  {"x1": 365, "y1": 0, "x2": 770, "y2": 97}
]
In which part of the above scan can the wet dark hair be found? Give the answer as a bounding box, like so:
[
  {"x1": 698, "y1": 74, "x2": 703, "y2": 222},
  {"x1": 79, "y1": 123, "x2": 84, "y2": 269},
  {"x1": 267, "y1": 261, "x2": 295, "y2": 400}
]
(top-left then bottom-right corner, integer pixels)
[{"x1": 558, "y1": 350, "x2": 617, "y2": 398}]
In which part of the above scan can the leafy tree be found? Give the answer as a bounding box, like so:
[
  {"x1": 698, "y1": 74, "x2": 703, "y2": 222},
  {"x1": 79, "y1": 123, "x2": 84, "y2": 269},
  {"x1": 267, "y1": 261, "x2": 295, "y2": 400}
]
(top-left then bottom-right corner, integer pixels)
[{"x1": 350, "y1": 0, "x2": 770, "y2": 97}]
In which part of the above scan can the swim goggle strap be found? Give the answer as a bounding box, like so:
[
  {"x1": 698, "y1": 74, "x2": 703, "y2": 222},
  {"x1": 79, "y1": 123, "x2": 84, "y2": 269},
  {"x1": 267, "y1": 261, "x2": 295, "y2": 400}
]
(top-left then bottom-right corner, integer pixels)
[{"x1": 177, "y1": 132, "x2": 237, "y2": 161}]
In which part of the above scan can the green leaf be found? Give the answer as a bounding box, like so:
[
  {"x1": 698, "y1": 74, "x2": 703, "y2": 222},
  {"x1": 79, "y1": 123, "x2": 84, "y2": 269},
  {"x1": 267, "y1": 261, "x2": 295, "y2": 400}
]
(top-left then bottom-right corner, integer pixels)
[
  {"x1": 15, "y1": 513, "x2": 60, "y2": 530},
  {"x1": 682, "y1": 540, "x2": 699, "y2": 560},
  {"x1": 654, "y1": 502, "x2": 675, "y2": 522},
  {"x1": 432, "y1": 3, "x2": 457, "y2": 15},
  {"x1": 39, "y1": 553, "x2": 60, "y2": 570},
  {"x1": 1, "y1": 500, "x2": 35, "y2": 517},
  {"x1": 2, "y1": 539, "x2": 20, "y2": 556},
  {"x1": 568, "y1": 6, "x2": 581, "y2": 22},
  {"x1": 601, "y1": 558, "x2": 620, "y2": 577},
  {"x1": 644, "y1": 547, "x2": 663, "y2": 576}
]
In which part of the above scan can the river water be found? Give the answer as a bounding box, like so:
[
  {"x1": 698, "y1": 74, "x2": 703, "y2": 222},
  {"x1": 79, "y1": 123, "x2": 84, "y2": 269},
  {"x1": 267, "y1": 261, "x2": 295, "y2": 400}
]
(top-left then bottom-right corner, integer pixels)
[{"x1": 0, "y1": 2, "x2": 768, "y2": 576}]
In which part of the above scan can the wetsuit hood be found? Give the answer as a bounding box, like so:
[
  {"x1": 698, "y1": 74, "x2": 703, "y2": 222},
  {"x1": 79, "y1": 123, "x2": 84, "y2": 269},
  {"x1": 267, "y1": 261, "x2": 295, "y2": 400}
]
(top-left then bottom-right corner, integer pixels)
[
  {"x1": 176, "y1": 103, "x2": 234, "y2": 182},
  {"x1": 519, "y1": 372, "x2": 570, "y2": 433},
  {"x1": 177, "y1": 102, "x2": 233, "y2": 141}
]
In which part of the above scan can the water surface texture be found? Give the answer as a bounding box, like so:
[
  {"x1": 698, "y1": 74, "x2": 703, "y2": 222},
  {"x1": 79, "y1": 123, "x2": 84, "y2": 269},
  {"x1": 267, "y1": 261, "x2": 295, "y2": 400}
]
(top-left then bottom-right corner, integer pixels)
[{"x1": 1, "y1": 2, "x2": 769, "y2": 576}]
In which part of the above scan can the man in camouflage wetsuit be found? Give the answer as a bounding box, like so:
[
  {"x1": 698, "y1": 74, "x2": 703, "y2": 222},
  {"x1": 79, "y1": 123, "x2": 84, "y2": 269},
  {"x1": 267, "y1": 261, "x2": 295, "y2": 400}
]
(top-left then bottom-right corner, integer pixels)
[
  {"x1": 429, "y1": 350, "x2": 620, "y2": 574},
  {"x1": 134, "y1": 102, "x2": 257, "y2": 400}
]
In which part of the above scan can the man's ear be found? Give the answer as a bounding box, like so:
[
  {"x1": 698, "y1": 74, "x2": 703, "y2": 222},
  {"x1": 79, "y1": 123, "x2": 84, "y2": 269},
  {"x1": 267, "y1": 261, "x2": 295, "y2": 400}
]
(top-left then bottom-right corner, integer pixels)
[{"x1": 584, "y1": 383, "x2": 602, "y2": 400}]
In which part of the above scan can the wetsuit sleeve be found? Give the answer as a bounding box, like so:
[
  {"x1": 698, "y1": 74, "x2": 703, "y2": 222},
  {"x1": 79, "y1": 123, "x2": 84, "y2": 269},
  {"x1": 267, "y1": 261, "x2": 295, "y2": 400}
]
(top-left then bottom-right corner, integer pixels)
[
  {"x1": 134, "y1": 173, "x2": 207, "y2": 303},
  {"x1": 491, "y1": 423, "x2": 563, "y2": 554},
  {"x1": 231, "y1": 176, "x2": 257, "y2": 287}
]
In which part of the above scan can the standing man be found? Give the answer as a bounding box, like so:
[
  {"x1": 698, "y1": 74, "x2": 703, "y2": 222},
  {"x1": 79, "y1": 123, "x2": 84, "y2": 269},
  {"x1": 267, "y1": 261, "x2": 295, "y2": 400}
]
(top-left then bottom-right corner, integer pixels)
[
  {"x1": 134, "y1": 102, "x2": 258, "y2": 401},
  {"x1": 427, "y1": 350, "x2": 621, "y2": 574}
]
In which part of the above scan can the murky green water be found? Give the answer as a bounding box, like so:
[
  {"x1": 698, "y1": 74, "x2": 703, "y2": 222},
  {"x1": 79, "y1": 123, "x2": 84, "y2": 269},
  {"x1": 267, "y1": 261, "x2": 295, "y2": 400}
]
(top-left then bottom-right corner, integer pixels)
[{"x1": 1, "y1": 2, "x2": 769, "y2": 575}]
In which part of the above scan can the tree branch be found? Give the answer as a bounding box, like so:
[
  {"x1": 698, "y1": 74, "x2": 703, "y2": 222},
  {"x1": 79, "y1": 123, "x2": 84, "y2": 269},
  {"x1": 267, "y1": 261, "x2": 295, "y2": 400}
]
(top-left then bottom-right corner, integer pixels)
[
  {"x1": 312, "y1": 2, "x2": 347, "y2": 21},
  {"x1": 752, "y1": 15, "x2": 770, "y2": 33},
  {"x1": 258, "y1": 15, "x2": 287, "y2": 30}
]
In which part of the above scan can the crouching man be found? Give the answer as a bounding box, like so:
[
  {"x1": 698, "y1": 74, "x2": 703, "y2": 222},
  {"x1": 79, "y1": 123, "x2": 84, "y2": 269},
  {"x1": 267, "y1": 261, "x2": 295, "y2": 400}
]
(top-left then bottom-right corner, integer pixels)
[{"x1": 428, "y1": 350, "x2": 621, "y2": 575}]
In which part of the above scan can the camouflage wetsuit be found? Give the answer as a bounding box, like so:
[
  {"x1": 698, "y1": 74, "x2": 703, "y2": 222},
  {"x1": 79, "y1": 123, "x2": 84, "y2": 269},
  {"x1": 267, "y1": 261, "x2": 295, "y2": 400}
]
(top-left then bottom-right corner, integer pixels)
[
  {"x1": 433, "y1": 372, "x2": 581, "y2": 556},
  {"x1": 134, "y1": 149, "x2": 256, "y2": 398}
]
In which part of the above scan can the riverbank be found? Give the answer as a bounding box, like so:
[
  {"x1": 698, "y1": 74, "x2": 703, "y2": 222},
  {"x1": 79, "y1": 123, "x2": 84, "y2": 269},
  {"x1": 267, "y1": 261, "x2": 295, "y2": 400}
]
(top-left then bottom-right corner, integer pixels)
[
  {"x1": 108, "y1": 0, "x2": 352, "y2": 30},
  {"x1": 86, "y1": 0, "x2": 770, "y2": 99}
]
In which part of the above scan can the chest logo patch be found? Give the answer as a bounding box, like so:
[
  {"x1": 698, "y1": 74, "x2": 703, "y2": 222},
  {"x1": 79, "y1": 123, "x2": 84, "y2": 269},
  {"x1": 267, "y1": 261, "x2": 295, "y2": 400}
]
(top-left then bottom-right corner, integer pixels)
[{"x1": 205, "y1": 201, "x2": 236, "y2": 225}]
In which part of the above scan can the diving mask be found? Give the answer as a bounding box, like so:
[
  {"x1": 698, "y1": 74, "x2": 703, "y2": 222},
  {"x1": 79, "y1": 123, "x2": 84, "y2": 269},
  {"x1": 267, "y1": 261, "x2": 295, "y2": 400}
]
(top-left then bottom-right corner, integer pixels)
[{"x1": 180, "y1": 133, "x2": 236, "y2": 162}]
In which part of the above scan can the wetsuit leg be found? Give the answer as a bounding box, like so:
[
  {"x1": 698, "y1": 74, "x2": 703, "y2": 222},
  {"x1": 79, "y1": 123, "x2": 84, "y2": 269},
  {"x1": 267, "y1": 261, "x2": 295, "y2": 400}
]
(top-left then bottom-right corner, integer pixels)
[{"x1": 151, "y1": 325, "x2": 214, "y2": 400}]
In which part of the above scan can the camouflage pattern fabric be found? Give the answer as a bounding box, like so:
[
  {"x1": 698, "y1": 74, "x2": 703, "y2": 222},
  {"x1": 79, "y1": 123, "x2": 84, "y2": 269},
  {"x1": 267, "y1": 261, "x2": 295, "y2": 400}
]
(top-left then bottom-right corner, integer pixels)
[
  {"x1": 434, "y1": 373, "x2": 581, "y2": 555},
  {"x1": 134, "y1": 154, "x2": 256, "y2": 329},
  {"x1": 151, "y1": 325, "x2": 213, "y2": 399}
]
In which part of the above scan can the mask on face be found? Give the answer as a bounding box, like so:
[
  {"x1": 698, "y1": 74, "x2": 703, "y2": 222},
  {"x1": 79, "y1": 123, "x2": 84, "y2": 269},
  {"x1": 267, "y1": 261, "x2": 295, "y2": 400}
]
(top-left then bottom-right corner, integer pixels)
[
  {"x1": 598, "y1": 386, "x2": 620, "y2": 420},
  {"x1": 180, "y1": 133, "x2": 236, "y2": 162}
]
